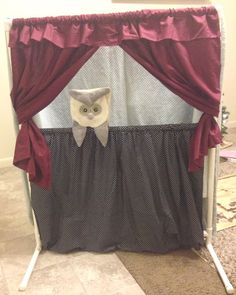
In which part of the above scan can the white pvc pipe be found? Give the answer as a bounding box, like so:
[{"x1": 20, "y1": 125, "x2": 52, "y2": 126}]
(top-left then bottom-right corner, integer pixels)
[
  {"x1": 4, "y1": 18, "x2": 12, "y2": 32},
  {"x1": 5, "y1": 20, "x2": 42, "y2": 291},
  {"x1": 206, "y1": 244, "x2": 234, "y2": 294},
  {"x1": 206, "y1": 148, "x2": 235, "y2": 294},
  {"x1": 18, "y1": 248, "x2": 41, "y2": 292},
  {"x1": 32, "y1": 210, "x2": 42, "y2": 252},
  {"x1": 4, "y1": 23, "x2": 33, "y2": 224},
  {"x1": 17, "y1": 202, "x2": 42, "y2": 291},
  {"x1": 18, "y1": 212, "x2": 42, "y2": 291},
  {"x1": 206, "y1": 148, "x2": 216, "y2": 244}
]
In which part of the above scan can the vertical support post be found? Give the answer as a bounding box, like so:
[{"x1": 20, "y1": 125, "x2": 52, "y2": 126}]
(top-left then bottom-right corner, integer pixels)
[
  {"x1": 206, "y1": 148, "x2": 216, "y2": 245},
  {"x1": 4, "y1": 19, "x2": 42, "y2": 291},
  {"x1": 4, "y1": 20, "x2": 33, "y2": 223},
  {"x1": 206, "y1": 148, "x2": 234, "y2": 294}
]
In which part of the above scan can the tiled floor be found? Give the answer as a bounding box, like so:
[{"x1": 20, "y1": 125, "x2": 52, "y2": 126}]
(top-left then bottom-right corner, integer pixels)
[{"x1": 0, "y1": 167, "x2": 145, "y2": 295}]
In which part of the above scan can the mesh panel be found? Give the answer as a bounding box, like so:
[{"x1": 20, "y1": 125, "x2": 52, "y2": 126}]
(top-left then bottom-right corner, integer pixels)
[{"x1": 34, "y1": 46, "x2": 202, "y2": 128}]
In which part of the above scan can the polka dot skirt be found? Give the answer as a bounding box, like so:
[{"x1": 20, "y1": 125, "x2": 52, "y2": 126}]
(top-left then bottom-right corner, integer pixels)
[{"x1": 31, "y1": 124, "x2": 204, "y2": 253}]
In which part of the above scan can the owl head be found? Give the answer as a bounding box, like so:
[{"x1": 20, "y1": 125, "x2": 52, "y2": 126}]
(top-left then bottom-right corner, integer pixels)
[{"x1": 69, "y1": 87, "x2": 111, "y2": 128}]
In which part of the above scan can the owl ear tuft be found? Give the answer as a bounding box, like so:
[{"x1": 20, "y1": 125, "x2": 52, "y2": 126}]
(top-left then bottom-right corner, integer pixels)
[
  {"x1": 69, "y1": 89, "x2": 92, "y2": 105},
  {"x1": 69, "y1": 87, "x2": 111, "y2": 105},
  {"x1": 87, "y1": 87, "x2": 111, "y2": 104},
  {"x1": 69, "y1": 89, "x2": 82, "y2": 99}
]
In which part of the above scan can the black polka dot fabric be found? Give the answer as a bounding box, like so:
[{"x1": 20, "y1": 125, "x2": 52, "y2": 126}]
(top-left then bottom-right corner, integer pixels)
[{"x1": 31, "y1": 124, "x2": 204, "y2": 253}]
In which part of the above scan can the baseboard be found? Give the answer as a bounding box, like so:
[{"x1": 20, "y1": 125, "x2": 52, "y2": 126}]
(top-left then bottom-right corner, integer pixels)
[
  {"x1": 226, "y1": 120, "x2": 236, "y2": 129},
  {"x1": 0, "y1": 157, "x2": 13, "y2": 168}
]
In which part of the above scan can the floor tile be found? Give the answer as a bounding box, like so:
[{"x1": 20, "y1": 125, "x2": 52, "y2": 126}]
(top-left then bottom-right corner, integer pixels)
[
  {"x1": 0, "y1": 215, "x2": 33, "y2": 242},
  {"x1": 111, "y1": 284, "x2": 145, "y2": 295},
  {"x1": 0, "y1": 197, "x2": 31, "y2": 218},
  {"x1": 70, "y1": 252, "x2": 139, "y2": 295},
  {"x1": 6, "y1": 261, "x2": 86, "y2": 295},
  {"x1": 0, "y1": 264, "x2": 9, "y2": 295},
  {"x1": 0, "y1": 234, "x2": 35, "y2": 279},
  {"x1": 0, "y1": 234, "x2": 75, "y2": 279}
]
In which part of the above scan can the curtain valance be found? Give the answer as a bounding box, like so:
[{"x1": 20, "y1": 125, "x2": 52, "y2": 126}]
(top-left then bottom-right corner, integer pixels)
[
  {"x1": 9, "y1": 6, "x2": 222, "y2": 188},
  {"x1": 9, "y1": 6, "x2": 220, "y2": 48}
]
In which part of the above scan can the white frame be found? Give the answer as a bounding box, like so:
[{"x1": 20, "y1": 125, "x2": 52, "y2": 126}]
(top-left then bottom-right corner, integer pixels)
[{"x1": 4, "y1": 10, "x2": 234, "y2": 293}]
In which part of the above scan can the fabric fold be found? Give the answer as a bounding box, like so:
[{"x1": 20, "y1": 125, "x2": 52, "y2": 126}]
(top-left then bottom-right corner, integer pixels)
[
  {"x1": 31, "y1": 124, "x2": 204, "y2": 253},
  {"x1": 9, "y1": 6, "x2": 220, "y2": 48},
  {"x1": 189, "y1": 113, "x2": 222, "y2": 171},
  {"x1": 13, "y1": 120, "x2": 51, "y2": 188}
]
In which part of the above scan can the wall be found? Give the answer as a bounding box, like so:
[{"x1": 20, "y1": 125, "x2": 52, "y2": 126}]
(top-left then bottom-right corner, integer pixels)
[{"x1": 0, "y1": 0, "x2": 235, "y2": 166}]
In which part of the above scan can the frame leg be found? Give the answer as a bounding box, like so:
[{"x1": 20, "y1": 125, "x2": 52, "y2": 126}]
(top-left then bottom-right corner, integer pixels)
[
  {"x1": 206, "y1": 243, "x2": 234, "y2": 294},
  {"x1": 18, "y1": 247, "x2": 41, "y2": 292},
  {"x1": 18, "y1": 210, "x2": 42, "y2": 291},
  {"x1": 206, "y1": 148, "x2": 235, "y2": 294},
  {"x1": 5, "y1": 21, "x2": 43, "y2": 292}
]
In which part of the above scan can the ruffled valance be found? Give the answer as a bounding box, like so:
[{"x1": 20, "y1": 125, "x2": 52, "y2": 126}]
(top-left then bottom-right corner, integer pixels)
[{"x1": 9, "y1": 6, "x2": 220, "y2": 48}]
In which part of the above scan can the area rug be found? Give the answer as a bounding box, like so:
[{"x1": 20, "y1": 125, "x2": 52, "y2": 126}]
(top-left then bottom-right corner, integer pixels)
[
  {"x1": 216, "y1": 176, "x2": 236, "y2": 231},
  {"x1": 116, "y1": 249, "x2": 227, "y2": 295}
]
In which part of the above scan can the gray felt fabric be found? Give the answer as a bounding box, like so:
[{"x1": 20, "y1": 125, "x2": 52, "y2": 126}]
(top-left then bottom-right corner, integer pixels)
[
  {"x1": 31, "y1": 124, "x2": 204, "y2": 253},
  {"x1": 69, "y1": 87, "x2": 110, "y2": 105},
  {"x1": 93, "y1": 121, "x2": 109, "y2": 147},
  {"x1": 71, "y1": 122, "x2": 87, "y2": 147}
]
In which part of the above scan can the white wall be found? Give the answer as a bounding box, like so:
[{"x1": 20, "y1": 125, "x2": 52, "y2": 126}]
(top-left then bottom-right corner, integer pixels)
[{"x1": 0, "y1": 0, "x2": 235, "y2": 166}]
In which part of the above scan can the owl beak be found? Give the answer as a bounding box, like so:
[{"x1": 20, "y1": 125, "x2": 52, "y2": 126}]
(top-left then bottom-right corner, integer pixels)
[{"x1": 87, "y1": 112, "x2": 94, "y2": 120}]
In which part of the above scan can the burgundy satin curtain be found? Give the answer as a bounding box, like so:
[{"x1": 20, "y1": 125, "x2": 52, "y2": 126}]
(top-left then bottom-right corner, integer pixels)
[
  {"x1": 11, "y1": 42, "x2": 98, "y2": 187},
  {"x1": 120, "y1": 37, "x2": 222, "y2": 170},
  {"x1": 9, "y1": 6, "x2": 221, "y2": 188}
]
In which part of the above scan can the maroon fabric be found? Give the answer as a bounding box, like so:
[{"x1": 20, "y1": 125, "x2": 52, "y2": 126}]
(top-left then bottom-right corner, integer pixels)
[
  {"x1": 121, "y1": 37, "x2": 222, "y2": 170},
  {"x1": 9, "y1": 6, "x2": 220, "y2": 48},
  {"x1": 10, "y1": 41, "x2": 98, "y2": 187},
  {"x1": 11, "y1": 42, "x2": 98, "y2": 121},
  {"x1": 14, "y1": 120, "x2": 51, "y2": 188},
  {"x1": 189, "y1": 113, "x2": 222, "y2": 171},
  {"x1": 121, "y1": 38, "x2": 221, "y2": 116},
  {"x1": 9, "y1": 6, "x2": 221, "y2": 188}
]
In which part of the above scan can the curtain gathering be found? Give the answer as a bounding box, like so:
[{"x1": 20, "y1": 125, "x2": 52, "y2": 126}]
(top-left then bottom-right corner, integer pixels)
[
  {"x1": 31, "y1": 126, "x2": 204, "y2": 253},
  {"x1": 9, "y1": 6, "x2": 222, "y2": 188}
]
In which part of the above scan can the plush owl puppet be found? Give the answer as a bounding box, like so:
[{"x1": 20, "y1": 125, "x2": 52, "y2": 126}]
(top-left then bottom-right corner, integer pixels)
[{"x1": 69, "y1": 87, "x2": 111, "y2": 147}]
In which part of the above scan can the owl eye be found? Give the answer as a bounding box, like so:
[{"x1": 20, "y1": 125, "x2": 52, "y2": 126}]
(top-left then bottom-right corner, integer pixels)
[
  {"x1": 79, "y1": 105, "x2": 89, "y2": 114},
  {"x1": 92, "y1": 104, "x2": 102, "y2": 115}
]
